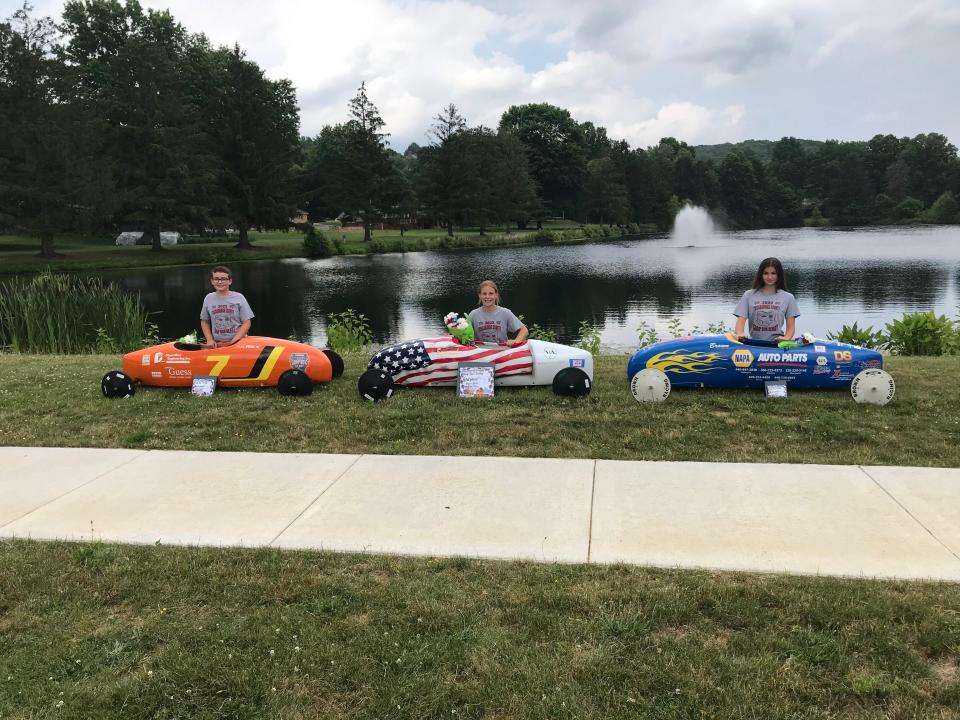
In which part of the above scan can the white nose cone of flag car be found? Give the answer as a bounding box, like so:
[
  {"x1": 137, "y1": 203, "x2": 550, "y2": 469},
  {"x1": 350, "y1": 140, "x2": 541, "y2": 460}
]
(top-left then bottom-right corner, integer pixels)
[{"x1": 357, "y1": 337, "x2": 593, "y2": 401}]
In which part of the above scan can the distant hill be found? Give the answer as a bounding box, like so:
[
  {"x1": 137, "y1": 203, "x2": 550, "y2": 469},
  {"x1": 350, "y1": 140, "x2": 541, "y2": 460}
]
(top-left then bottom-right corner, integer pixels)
[{"x1": 692, "y1": 139, "x2": 826, "y2": 165}]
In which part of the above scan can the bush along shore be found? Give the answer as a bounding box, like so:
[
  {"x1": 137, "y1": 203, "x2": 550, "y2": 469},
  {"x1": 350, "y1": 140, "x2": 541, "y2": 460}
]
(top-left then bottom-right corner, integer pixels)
[{"x1": 0, "y1": 224, "x2": 655, "y2": 274}]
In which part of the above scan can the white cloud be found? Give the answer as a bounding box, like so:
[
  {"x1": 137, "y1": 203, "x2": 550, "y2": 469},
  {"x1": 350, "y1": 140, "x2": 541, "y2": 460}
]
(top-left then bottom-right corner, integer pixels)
[
  {"x1": 10, "y1": 0, "x2": 960, "y2": 148},
  {"x1": 611, "y1": 102, "x2": 747, "y2": 149}
]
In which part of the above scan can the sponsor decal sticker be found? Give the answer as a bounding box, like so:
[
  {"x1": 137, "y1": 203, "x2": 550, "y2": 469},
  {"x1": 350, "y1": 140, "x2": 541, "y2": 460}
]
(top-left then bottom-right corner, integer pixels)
[
  {"x1": 165, "y1": 354, "x2": 190, "y2": 365},
  {"x1": 141, "y1": 355, "x2": 151, "y2": 366},
  {"x1": 709, "y1": 343, "x2": 730, "y2": 349},
  {"x1": 814, "y1": 344, "x2": 826, "y2": 353},
  {"x1": 151, "y1": 371, "x2": 162, "y2": 378},
  {"x1": 816, "y1": 355, "x2": 828, "y2": 366},
  {"x1": 731, "y1": 348, "x2": 754, "y2": 368},
  {"x1": 812, "y1": 367, "x2": 832, "y2": 375},
  {"x1": 757, "y1": 352, "x2": 808, "y2": 363},
  {"x1": 834, "y1": 350, "x2": 852, "y2": 362},
  {"x1": 568, "y1": 358, "x2": 585, "y2": 368},
  {"x1": 154, "y1": 351, "x2": 163, "y2": 364},
  {"x1": 166, "y1": 367, "x2": 192, "y2": 377},
  {"x1": 290, "y1": 353, "x2": 310, "y2": 370}
]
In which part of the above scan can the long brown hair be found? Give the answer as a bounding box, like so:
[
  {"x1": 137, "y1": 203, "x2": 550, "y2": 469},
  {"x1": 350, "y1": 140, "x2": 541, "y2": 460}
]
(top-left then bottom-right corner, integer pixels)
[{"x1": 751, "y1": 257, "x2": 786, "y2": 291}]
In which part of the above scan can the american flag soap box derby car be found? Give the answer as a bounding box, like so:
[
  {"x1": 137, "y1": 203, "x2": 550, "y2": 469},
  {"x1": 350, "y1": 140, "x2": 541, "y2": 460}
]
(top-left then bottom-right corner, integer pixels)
[
  {"x1": 357, "y1": 337, "x2": 594, "y2": 401},
  {"x1": 101, "y1": 337, "x2": 344, "y2": 398},
  {"x1": 627, "y1": 333, "x2": 895, "y2": 405}
]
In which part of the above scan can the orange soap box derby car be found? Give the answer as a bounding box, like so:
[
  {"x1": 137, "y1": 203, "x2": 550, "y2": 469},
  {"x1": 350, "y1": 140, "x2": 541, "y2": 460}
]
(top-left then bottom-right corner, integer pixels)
[{"x1": 101, "y1": 337, "x2": 344, "y2": 398}]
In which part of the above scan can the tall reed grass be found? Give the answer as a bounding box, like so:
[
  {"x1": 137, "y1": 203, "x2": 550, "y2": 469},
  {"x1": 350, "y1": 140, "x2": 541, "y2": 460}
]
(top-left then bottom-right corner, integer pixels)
[{"x1": 0, "y1": 272, "x2": 151, "y2": 353}]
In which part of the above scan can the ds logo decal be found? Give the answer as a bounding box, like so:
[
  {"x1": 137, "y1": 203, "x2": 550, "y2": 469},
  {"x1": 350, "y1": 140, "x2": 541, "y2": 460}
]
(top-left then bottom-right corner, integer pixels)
[{"x1": 834, "y1": 350, "x2": 852, "y2": 362}]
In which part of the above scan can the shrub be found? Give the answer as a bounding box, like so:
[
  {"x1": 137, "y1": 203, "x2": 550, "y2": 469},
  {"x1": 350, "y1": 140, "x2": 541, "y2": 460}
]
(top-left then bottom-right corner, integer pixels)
[
  {"x1": 333, "y1": 236, "x2": 346, "y2": 255},
  {"x1": 636, "y1": 320, "x2": 658, "y2": 348},
  {"x1": 826, "y1": 322, "x2": 887, "y2": 349},
  {"x1": 0, "y1": 271, "x2": 150, "y2": 353},
  {"x1": 575, "y1": 320, "x2": 602, "y2": 355},
  {"x1": 532, "y1": 229, "x2": 558, "y2": 244},
  {"x1": 885, "y1": 311, "x2": 955, "y2": 356},
  {"x1": 303, "y1": 226, "x2": 335, "y2": 258},
  {"x1": 893, "y1": 197, "x2": 924, "y2": 221},
  {"x1": 326, "y1": 309, "x2": 373, "y2": 352},
  {"x1": 527, "y1": 323, "x2": 557, "y2": 342},
  {"x1": 924, "y1": 191, "x2": 959, "y2": 224}
]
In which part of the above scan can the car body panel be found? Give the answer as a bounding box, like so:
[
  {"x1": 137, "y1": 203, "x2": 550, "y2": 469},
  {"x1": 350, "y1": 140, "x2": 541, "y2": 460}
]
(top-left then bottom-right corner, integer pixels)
[
  {"x1": 627, "y1": 333, "x2": 883, "y2": 389},
  {"x1": 121, "y1": 336, "x2": 333, "y2": 387},
  {"x1": 369, "y1": 337, "x2": 593, "y2": 387}
]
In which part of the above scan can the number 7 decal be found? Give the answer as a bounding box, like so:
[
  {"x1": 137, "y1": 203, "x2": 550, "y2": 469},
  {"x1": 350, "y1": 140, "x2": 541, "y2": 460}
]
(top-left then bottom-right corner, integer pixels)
[{"x1": 206, "y1": 355, "x2": 230, "y2": 376}]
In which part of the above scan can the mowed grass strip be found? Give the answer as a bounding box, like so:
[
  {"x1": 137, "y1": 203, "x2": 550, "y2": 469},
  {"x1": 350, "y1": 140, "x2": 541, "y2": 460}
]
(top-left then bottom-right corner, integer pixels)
[
  {"x1": 1, "y1": 540, "x2": 958, "y2": 719},
  {"x1": 0, "y1": 354, "x2": 958, "y2": 466}
]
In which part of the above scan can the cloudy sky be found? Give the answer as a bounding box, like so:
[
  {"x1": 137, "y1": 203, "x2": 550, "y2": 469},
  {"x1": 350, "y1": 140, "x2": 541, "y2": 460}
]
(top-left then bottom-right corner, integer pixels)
[{"x1": 9, "y1": 0, "x2": 960, "y2": 152}]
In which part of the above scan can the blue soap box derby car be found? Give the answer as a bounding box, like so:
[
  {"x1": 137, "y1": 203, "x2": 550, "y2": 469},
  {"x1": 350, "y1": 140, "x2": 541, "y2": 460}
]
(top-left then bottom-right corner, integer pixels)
[{"x1": 627, "y1": 333, "x2": 895, "y2": 405}]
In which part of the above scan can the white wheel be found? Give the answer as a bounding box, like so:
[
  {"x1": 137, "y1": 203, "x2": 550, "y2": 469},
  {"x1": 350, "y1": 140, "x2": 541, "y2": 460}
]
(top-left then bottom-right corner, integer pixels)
[
  {"x1": 850, "y1": 369, "x2": 895, "y2": 406},
  {"x1": 630, "y1": 368, "x2": 671, "y2": 403}
]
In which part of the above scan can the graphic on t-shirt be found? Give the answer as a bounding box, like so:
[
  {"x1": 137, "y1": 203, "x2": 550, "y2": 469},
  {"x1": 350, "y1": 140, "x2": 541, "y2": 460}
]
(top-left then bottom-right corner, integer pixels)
[
  {"x1": 211, "y1": 303, "x2": 241, "y2": 340},
  {"x1": 751, "y1": 300, "x2": 782, "y2": 334}
]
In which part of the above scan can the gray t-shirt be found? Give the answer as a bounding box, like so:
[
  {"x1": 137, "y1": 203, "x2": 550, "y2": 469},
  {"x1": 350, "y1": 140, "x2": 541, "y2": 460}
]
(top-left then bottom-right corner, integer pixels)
[
  {"x1": 200, "y1": 291, "x2": 254, "y2": 343},
  {"x1": 469, "y1": 306, "x2": 522, "y2": 343},
  {"x1": 734, "y1": 289, "x2": 800, "y2": 340}
]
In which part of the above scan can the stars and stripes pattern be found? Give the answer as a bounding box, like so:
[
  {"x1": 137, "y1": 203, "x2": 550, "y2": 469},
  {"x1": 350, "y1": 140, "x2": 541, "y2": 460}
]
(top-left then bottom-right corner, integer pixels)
[{"x1": 369, "y1": 337, "x2": 533, "y2": 386}]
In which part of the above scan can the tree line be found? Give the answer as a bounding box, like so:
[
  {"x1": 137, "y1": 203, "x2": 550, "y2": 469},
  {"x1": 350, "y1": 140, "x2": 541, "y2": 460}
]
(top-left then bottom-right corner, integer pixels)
[{"x1": 2, "y1": 1, "x2": 959, "y2": 259}]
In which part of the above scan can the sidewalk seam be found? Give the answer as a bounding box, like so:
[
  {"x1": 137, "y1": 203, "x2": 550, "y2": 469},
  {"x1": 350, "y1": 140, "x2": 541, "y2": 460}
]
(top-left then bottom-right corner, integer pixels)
[
  {"x1": 0, "y1": 448, "x2": 149, "y2": 532},
  {"x1": 859, "y1": 465, "x2": 960, "y2": 564},
  {"x1": 267, "y1": 454, "x2": 364, "y2": 547},
  {"x1": 587, "y1": 460, "x2": 597, "y2": 563}
]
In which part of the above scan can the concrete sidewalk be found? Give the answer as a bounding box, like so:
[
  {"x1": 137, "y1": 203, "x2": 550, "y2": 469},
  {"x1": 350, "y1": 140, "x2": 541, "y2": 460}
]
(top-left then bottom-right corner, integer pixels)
[{"x1": 2, "y1": 446, "x2": 959, "y2": 582}]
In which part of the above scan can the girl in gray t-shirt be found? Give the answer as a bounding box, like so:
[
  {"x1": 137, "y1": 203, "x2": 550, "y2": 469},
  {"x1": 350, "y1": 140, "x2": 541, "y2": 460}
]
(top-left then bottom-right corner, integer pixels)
[
  {"x1": 733, "y1": 257, "x2": 800, "y2": 341},
  {"x1": 468, "y1": 279, "x2": 529, "y2": 346}
]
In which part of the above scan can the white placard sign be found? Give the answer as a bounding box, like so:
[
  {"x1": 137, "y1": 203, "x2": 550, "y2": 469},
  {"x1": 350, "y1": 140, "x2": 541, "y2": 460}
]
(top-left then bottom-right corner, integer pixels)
[
  {"x1": 191, "y1": 374, "x2": 217, "y2": 397},
  {"x1": 457, "y1": 362, "x2": 495, "y2": 398}
]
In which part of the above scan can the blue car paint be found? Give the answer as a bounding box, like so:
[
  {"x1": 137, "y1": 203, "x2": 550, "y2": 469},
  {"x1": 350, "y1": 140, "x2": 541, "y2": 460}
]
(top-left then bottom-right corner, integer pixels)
[{"x1": 627, "y1": 334, "x2": 884, "y2": 389}]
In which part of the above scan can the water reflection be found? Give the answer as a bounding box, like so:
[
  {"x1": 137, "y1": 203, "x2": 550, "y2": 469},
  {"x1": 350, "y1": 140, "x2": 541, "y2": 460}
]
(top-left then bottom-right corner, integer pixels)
[{"x1": 97, "y1": 226, "x2": 960, "y2": 352}]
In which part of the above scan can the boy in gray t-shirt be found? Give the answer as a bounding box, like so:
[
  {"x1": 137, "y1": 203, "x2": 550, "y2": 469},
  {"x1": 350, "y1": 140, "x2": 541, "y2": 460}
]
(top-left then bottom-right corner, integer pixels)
[{"x1": 200, "y1": 266, "x2": 255, "y2": 346}]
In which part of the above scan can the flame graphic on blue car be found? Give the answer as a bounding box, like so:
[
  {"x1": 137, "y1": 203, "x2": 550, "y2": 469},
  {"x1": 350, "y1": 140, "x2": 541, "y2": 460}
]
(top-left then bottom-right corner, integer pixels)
[{"x1": 646, "y1": 350, "x2": 724, "y2": 374}]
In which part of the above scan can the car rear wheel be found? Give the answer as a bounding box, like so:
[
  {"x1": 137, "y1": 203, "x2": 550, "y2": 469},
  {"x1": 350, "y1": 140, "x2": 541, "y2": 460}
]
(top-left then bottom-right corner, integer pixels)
[
  {"x1": 322, "y1": 349, "x2": 345, "y2": 379},
  {"x1": 552, "y1": 367, "x2": 591, "y2": 396},
  {"x1": 278, "y1": 369, "x2": 313, "y2": 396}
]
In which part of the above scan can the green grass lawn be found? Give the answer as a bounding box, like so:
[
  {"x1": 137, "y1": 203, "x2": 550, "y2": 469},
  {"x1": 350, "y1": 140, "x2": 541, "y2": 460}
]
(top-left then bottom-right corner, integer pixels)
[
  {"x1": 1, "y1": 540, "x2": 958, "y2": 719},
  {"x1": 0, "y1": 353, "x2": 957, "y2": 466}
]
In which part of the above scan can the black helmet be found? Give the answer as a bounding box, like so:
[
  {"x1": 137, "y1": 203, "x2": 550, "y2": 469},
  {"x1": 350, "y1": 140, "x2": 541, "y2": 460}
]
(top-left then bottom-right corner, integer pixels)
[
  {"x1": 101, "y1": 370, "x2": 135, "y2": 399},
  {"x1": 358, "y1": 368, "x2": 395, "y2": 402},
  {"x1": 552, "y1": 367, "x2": 591, "y2": 397}
]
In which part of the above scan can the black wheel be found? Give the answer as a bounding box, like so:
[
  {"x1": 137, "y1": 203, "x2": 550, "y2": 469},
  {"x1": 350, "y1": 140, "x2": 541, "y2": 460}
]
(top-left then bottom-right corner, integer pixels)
[
  {"x1": 323, "y1": 349, "x2": 345, "y2": 379},
  {"x1": 552, "y1": 367, "x2": 591, "y2": 397},
  {"x1": 358, "y1": 368, "x2": 394, "y2": 402},
  {"x1": 101, "y1": 370, "x2": 135, "y2": 399},
  {"x1": 278, "y1": 368, "x2": 313, "y2": 396}
]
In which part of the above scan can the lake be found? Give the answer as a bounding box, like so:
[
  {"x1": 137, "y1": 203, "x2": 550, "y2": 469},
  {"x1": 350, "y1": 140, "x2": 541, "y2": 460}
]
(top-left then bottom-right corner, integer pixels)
[{"x1": 103, "y1": 225, "x2": 960, "y2": 353}]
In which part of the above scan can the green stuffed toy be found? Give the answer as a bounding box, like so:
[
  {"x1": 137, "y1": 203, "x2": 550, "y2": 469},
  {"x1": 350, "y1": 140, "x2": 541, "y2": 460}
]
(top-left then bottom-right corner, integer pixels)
[{"x1": 443, "y1": 312, "x2": 475, "y2": 344}]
